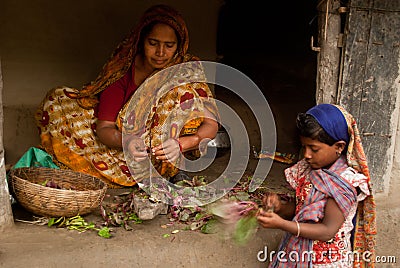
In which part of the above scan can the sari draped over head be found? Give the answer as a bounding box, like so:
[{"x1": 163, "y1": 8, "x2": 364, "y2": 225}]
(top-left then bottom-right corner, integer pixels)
[
  {"x1": 269, "y1": 104, "x2": 376, "y2": 268},
  {"x1": 76, "y1": 4, "x2": 192, "y2": 109},
  {"x1": 34, "y1": 4, "x2": 219, "y2": 188}
]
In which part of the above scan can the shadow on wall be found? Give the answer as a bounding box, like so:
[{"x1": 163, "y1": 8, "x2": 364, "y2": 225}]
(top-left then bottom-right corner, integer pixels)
[{"x1": 3, "y1": 106, "x2": 40, "y2": 165}]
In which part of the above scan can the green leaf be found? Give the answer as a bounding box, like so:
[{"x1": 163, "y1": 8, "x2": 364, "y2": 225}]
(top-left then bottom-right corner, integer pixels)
[
  {"x1": 232, "y1": 215, "x2": 258, "y2": 245},
  {"x1": 200, "y1": 219, "x2": 220, "y2": 234},
  {"x1": 47, "y1": 218, "x2": 56, "y2": 227},
  {"x1": 194, "y1": 212, "x2": 204, "y2": 221},
  {"x1": 233, "y1": 191, "x2": 250, "y2": 201},
  {"x1": 127, "y1": 212, "x2": 142, "y2": 223},
  {"x1": 98, "y1": 227, "x2": 112, "y2": 238}
]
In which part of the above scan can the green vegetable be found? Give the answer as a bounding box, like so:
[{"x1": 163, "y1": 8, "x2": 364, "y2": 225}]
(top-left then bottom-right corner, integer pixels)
[
  {"x1": 40, "y1": 179, "x2": 49, "y2": 186},
  {"x1": 200, "y1": 218, "x2": 220, "y2": 234},
  {"x1": 98, "y1": 227, "x2": 111, "y2": 238},
  {"x1": 232, "y1": 214, "x2": 258, "y2": 245},
  {"x1": 47, "y1": 215, "x2": 112, "y2": 238},
  {"x1": 47, "y1": 217, "x2": 56, "y2": 227}
]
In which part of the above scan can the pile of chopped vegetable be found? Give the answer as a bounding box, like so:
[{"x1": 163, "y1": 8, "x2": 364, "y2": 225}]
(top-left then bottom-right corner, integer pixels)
[{"x1": 47, "y1": 215, "x2": 111, "y2": 238}]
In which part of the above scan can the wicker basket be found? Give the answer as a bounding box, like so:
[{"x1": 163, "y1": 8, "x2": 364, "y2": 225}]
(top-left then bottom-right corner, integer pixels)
[{"x1": 9, "y1": 167, "x2": 108, "y2": 217}]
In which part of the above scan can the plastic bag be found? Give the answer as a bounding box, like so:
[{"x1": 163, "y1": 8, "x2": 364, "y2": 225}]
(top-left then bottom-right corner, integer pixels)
[
  {"x1": 12, "y1": 147, "x2": 59, "y2": 170},
  {"x1": 8, "y1": 147, "x2": 59, "y2": 204}
]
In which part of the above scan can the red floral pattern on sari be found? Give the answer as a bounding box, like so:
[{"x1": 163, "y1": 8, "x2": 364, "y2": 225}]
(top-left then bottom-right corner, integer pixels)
[
  {"x1": 180, "y1": 92, "x2": 194, "y2": 110},
  {"x1": 195, "y1": 88, "x2": 208, "y2": 98}
]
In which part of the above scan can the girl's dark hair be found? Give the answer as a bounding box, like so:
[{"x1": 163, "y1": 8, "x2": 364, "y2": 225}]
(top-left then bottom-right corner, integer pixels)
[{"x1": 296, "y1": 113, "x2": 336, "y2": 146}]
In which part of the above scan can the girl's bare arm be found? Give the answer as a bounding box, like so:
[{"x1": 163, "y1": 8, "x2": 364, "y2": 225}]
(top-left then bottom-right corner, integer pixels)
[{"x1": 257, "y1": 198, "x2": 345, "y2": 241}]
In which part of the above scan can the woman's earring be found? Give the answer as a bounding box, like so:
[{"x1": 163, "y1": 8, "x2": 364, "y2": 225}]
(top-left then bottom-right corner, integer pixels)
[{"x1": 336, "y1": 151, "x2": 341, "y2": 157}]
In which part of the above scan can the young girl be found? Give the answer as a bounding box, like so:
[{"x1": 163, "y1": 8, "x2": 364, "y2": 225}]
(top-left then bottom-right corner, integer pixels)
[{"x1": 257, "y1": 104, "x2": 376, "y2": 267}]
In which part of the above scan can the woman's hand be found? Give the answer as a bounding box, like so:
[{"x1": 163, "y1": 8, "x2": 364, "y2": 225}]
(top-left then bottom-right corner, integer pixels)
[
  {"x1": 151, "y1": 113, "x2": 218, "y2": 163},
  {"x1": 96, "y1": 120, "x2": 123, "y2": 149},
  {"x1": 262, "y1": 193, "x2": 282, "y2": 212},
  {"x1": 127, "y1": 137, "x2": 149, "y2": 162},
  {"x1": 261, "y1": 192, "x2": 296, "y2": 220},
  {"x1": 152, "y1": 138, "x2": 181, "y2": 162}
]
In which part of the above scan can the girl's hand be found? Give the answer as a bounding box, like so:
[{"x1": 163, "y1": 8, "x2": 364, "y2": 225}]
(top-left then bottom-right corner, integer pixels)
[
  {"x1": 256, "y1": 209, "x2": 285, "y2": 229},
  {"x1": 152, "y1": 138, "x2": 181, "y2": 162}
]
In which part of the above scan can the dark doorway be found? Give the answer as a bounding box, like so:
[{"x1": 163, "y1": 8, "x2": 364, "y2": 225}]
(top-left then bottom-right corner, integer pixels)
[
  {"x1": 215, "y1": 0, "x2": 318, "y2": 155},
  {"x1": 211, "y1": 1, "x2": 318, "y2": 188}
]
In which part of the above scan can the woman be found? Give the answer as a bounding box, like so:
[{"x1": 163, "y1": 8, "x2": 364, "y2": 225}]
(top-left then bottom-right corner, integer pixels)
[
  {"x1": 257, "y1": 104, "x2": 376, "y2": 267},
  {"x1": 35, "y1": 4, "x2": 219, "y2": 187}
]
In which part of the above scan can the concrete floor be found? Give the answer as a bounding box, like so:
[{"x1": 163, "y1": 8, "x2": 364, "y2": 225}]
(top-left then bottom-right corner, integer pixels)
[{"x1": 3, "y1": 203, "x2": 285, "y2": 268}]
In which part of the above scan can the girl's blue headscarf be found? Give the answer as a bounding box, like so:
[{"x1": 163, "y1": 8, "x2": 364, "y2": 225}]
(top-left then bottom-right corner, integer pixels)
[{"x1": 306, "y1": 104, "x2": 349, "y2": 144}]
